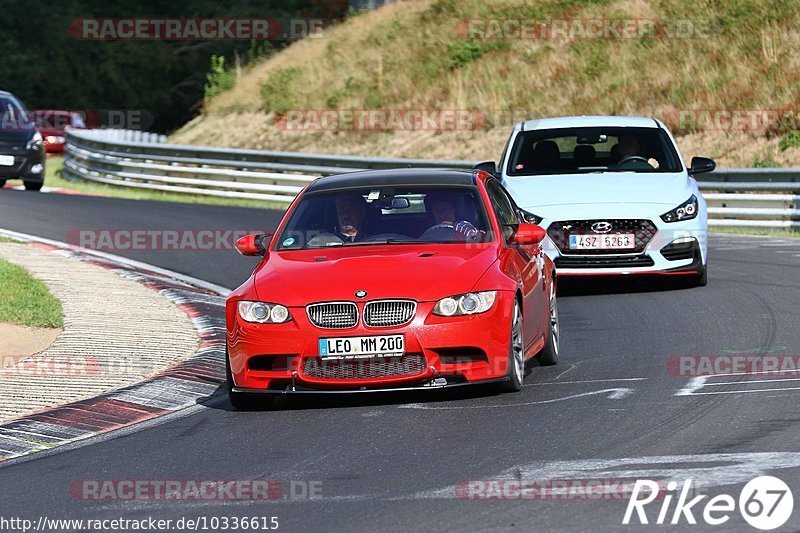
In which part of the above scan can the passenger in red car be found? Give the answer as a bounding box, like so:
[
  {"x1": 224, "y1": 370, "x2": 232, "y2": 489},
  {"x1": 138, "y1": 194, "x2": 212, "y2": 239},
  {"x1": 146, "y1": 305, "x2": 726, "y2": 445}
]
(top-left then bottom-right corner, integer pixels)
[{"x1": 424, "y1": 192, "x2": 481, "y2": 241}]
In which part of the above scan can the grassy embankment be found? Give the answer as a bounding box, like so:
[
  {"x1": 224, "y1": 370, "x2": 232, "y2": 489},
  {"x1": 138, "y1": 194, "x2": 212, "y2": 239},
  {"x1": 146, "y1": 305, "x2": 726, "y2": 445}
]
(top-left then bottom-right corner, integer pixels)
[{"x1": 173, "y1": 0, "x2": 800, "y2": 167}]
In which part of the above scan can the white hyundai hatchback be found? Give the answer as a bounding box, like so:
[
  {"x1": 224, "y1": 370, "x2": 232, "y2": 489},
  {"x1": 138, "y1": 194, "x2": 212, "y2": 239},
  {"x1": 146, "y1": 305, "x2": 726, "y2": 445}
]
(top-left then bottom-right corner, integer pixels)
[{"x1": 484, "y1": 116, "x2": 715, "y2": 286}]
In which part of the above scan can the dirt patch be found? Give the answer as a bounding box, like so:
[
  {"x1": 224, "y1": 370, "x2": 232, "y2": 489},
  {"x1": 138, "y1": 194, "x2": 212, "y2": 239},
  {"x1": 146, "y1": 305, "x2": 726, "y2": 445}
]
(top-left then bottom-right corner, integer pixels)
[{"x1": 0, "y1": 323, "x2": 61, "y2": 366}]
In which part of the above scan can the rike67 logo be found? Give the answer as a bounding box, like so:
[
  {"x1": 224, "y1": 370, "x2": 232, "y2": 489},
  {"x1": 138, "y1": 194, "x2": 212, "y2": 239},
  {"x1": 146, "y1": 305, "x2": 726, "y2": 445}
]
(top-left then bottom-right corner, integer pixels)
[{"x1": 623, "y1": 476, "x2": 793, "y2": 530}]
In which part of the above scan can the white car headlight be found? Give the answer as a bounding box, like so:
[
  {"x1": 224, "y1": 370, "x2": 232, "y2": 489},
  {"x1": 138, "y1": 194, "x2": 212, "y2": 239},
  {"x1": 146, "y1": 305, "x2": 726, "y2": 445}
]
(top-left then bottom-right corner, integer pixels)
[
  {"x1": 433, "y1": 291, "x2": 496, "y2": 316},
  {"x1": 238, "y1": 301, "x2": 292, "y2": 324},
  {"x1": 661, "y1": 195, "x2": 698, "y2": 223}
]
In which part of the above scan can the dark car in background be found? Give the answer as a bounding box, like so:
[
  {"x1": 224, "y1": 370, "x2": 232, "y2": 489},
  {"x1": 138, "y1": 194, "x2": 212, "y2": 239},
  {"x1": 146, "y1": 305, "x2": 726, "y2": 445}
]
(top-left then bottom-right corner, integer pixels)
[{"x1": 0, "y1": 90, "x2": 45, "y2": 191}]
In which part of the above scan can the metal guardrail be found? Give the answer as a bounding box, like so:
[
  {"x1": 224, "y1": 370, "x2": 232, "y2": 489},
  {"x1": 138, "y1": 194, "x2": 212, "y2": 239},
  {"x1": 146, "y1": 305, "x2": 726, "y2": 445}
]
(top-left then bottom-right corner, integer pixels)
[{"x1": 64, "y1": 129, "x2": 800, "y2": 229}]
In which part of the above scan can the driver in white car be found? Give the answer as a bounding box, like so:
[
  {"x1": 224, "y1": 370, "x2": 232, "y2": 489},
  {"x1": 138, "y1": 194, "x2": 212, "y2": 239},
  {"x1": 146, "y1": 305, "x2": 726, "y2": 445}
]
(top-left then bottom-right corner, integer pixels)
[{"x1": 617, "y1": 134, "x2": 660, "y2": 169}]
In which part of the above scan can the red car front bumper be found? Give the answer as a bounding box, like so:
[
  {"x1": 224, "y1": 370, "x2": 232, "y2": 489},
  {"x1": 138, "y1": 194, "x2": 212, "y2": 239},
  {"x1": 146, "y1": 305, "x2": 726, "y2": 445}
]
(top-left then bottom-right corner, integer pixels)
[{"x1": 226, "y1": 293, "x2": 516, "y2": 393}]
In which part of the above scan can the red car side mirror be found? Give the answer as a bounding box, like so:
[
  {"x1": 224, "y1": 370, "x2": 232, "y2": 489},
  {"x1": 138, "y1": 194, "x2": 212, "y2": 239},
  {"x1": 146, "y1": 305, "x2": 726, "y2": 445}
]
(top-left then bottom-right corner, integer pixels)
[
  {"x1": 511, "y1": 223, "x2": 546, "y2": 245},
  {"x1": 235, "y1": 234, "x2": 269, "y2": 257}
]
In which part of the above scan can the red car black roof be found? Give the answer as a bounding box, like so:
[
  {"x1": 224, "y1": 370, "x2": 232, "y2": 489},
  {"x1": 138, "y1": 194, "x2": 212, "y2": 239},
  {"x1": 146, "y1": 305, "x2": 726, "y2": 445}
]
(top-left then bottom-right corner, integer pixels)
[{"x1": 307, "y1": 168, "x2": 476, "y2": 193}]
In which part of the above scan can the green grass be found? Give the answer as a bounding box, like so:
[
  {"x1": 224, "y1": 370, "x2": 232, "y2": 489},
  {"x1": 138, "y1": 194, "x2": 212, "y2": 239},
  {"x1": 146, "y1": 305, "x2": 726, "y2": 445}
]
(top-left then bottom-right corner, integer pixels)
[
  {"x1": 260, "y1": 68, "x2": 301, "y2": 115},
  {"x1": 779, "y1": 131, "x2": 800, "y2": 151},
  {"x1": 711, "y1": 227, "x2": 800, "y2": 238},
  {"x1": 752, "y1": 153, "x2": 782, "y2": 168},
  {"x1": 46, "y1": 157, "x2": 287, "y2": 209},
  {"x1": 229, "y1": 0, "x2": 800, "y2": 132},
  {"x1": 0, "y1": 257, "x2": 63, "y2": 328}
]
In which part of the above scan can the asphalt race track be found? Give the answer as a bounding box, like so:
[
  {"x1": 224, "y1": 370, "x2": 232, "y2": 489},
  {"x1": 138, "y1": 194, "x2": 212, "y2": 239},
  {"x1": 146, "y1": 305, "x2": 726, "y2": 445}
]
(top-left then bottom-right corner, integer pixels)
[{"x1": 2, "y1": 188, "x2": 800, "y2": 531}]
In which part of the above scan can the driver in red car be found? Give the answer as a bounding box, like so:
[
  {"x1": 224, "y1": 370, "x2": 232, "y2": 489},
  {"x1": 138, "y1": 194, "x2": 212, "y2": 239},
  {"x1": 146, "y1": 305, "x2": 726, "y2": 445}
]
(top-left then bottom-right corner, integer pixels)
[
  {"x1": 335, "y1": 194, "x2": 369, "y2": 242},
  {"x1": 424, "y1": 192, "x2": 482, "y2": 241}
]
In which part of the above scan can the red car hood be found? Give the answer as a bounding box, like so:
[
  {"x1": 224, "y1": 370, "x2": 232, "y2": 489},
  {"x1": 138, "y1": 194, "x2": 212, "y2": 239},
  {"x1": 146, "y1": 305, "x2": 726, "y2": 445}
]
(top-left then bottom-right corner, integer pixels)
[{"x1": 253, "y1": 244, "x2": 500, "y2": 306}]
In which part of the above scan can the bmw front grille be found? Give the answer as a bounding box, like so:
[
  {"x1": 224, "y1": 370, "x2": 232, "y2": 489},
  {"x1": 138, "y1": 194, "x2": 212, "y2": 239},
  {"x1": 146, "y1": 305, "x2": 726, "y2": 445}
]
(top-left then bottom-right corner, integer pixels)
[
  {"x1": 306, "y1": 302, "x2": 359, "y2": 329},
  {"x1": 363, "y1": 300, "x2": 416, "y2": 327},
  {"x1": 306, "y1": 300, "x2": 417, "y2": 329}
]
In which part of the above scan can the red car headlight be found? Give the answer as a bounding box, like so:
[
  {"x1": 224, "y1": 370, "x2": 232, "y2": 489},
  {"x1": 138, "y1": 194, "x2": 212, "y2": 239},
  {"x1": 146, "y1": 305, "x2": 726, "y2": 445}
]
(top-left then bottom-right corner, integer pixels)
[
  {"x1": 433, "y1": 291, "x2": 497, "y2": 317},
  {"x1": 238, "y1": 301, "x2": 292, "y2": 324}
]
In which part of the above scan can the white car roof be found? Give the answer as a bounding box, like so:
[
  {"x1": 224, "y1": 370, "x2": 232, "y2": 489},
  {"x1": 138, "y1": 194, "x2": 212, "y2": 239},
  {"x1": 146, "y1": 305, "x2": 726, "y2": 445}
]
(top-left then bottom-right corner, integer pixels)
[{"x1": 516, "y1": 115, "x2": 661, "y2": 131}]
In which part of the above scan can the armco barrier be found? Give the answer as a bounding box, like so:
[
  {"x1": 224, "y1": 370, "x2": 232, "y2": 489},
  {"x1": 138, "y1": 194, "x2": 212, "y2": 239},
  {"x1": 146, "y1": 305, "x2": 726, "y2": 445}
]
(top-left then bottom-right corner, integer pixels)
[{"x1": 63, "y1": 129, "x2": 799, "y2": 229}]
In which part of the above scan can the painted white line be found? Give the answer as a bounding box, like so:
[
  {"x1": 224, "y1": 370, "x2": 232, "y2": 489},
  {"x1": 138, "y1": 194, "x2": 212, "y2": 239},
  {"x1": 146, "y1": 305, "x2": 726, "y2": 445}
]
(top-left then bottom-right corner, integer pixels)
[
  {"x1": 410, "y1": 452, "x2": 800, "y2": 500},
  {"x1": 554, "y1": 362, "x2": 578, "y2": 380},
  {"x1": 683, "y1": 387, "x2": 800, "y2": 396},
  {"x1": 675, "y1": 376, "x2": 707, "y2": 396},
  {"x1": 704, "y1": 369, "x2": 800, "y2": 378},
  {"x1": 538, "y1": 378, "x2": 645, "y2": 385},
  {"x1": 704, "y1": 377, "x2": 800, "y2": 386},
  {"x1": 53, "y1": 451, "x2": 800, "y2": 510},
  {"x1": 676, "y1": 371, "x2": 800, "y2": 396},
  {"x1": 0, "y1": 228, "x2": 232, "y2": 296},
  {"x1": 398, "y1": 388, "x2": 633, "y2": 410}
]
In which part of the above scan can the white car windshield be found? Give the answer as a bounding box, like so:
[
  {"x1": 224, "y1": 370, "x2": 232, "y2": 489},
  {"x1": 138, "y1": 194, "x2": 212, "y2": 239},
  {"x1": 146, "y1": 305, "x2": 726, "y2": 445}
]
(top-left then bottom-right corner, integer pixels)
[{"x1": 506, "y1": 127, "x2": 683, "y2": 175}]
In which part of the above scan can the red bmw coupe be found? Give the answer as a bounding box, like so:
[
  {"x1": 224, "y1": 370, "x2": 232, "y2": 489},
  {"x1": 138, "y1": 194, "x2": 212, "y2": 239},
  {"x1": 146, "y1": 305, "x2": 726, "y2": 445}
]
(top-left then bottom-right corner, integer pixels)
[{"x1": 226, "y1": 168, "x2": 559, "y2": 408}]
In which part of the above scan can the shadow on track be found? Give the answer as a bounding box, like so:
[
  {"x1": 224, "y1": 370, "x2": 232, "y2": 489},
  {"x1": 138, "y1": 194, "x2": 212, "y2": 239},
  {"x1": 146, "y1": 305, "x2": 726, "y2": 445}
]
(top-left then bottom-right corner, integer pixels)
[
  {"x1": 197, "y1": 380, "x2": 515, "y2": 413},
  {"x1": 558, "y1": 275, "x2": 701, "y2": 296}
]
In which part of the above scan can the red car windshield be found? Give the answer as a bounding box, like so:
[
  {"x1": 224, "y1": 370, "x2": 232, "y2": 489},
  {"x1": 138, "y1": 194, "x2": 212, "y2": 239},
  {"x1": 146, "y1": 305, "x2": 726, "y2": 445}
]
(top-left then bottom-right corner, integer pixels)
[{"x1": 277, "y1": 187, "x2": 493, "y2": 250}]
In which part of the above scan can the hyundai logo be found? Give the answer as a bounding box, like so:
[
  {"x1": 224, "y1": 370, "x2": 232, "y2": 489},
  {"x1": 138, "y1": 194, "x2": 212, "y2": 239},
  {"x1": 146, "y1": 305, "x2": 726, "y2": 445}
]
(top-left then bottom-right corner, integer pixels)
[
  {"x1": 355, "y1": 290, "x2": 368, "y2": 298},
  {"x1": 591, "y1": 221, "x2": 613, "y2": 234}
]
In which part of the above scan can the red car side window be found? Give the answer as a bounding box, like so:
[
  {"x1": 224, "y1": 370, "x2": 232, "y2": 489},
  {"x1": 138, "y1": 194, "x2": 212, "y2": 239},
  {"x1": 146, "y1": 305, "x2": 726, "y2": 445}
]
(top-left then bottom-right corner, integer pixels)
[{"x1": 486, "y1": 181, "x2": 519, "y2": 240}]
